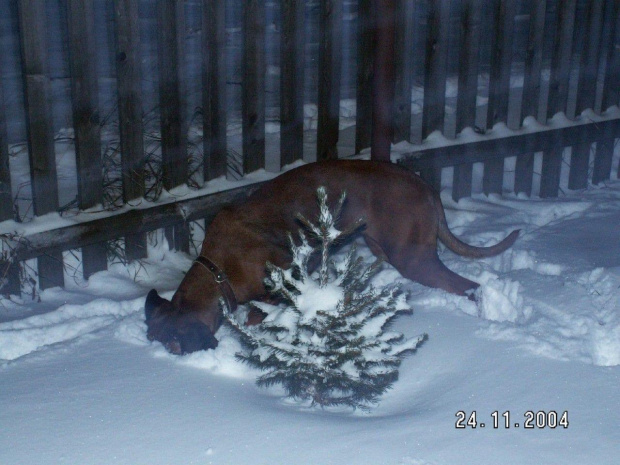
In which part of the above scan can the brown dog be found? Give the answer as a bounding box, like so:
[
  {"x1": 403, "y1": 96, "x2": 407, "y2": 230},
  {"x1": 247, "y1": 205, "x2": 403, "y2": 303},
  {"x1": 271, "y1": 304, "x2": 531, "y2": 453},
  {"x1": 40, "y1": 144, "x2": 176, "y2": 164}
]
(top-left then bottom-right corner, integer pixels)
[{"x1": 145, "y1": 160, "x2": 518, "y2": 354}]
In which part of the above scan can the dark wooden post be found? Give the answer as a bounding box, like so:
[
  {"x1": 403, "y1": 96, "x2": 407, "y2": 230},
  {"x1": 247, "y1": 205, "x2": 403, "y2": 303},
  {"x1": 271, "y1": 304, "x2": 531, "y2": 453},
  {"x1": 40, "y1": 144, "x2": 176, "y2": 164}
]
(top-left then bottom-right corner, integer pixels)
[
  {"x1": 18, "y1": 0, "x2": 64, "y2": 289},
  {"x1": 0, "y1": 77, "x2": 20, "y2": 297},
  {"x1": 486, "y1": 0, "x2": 516, "y2": 129},
  {"x1": 67, "y1": 0, "x2": 107, "y2": 279},
  {"x1": 520, "y1": 0, "x2": 546, "y2": 123},
  {"x1": 546, "y1": 0, "x2": 577, "y2": 120},
  {"x1": 568, "y1": 1, "x2": 600, "y2": 190},
  {"x1": 421, "y1": 0, "x2": 450, "y2": 140},
  {"x1": 371, "y1": 0, "x2": 396, "y2": 162},
  {"x1": 601, "y1": 0, "x2": 620, "y2": 113},
  {"x1": 355, "y1": 0, "x2": 373, "y2": 154},
  {"x1": 0, "y1": 82, "x2": 12, "y2": 222},
  {"x1": 453, "y1": 0, "x2": 482, "y2": 201},
  {"x1": 575, "y1": 0, "x2": 605, "y2": 116},
  {"x1": 317, "y1": 0, "x2": 343, "y2": 161},
  {"x1": 594, "y1": 0, "x2": 620, "y2": 184},
  {"x1": 114, "y1": 0, "x2": 147, "y2": 261},
  {"x1": 541, "y1": 0, "x2": 577, "y2": 198},
  {"x1": 483, "y1": 0, "x2": 516, "y2": 196},
  {"x1": 280, "y1": 0, "x2": 305, "y2": 168},
  {"x1": 158, "y1": 0, "x2": 189, "y2": 252},
  {"x1": 392, "y1": 0, "x2": 414, "y2": 144},
  {"x1": 516, "y1": 0, "x2": 546, "y2": 196},
  {"x1": 203, "y1": 0, "x2": 227, "y2": 180},
  {"x1": 242, "y1": 0, "x2": 266, "y2": 173}
]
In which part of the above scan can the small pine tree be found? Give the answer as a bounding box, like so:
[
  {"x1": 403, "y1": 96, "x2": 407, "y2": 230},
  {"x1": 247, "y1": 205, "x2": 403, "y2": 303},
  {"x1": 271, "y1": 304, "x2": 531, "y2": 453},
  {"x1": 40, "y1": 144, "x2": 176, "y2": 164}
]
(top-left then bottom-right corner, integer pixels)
[{"x1": 224, "y1": 187, "x2": 427, "y2": 410}]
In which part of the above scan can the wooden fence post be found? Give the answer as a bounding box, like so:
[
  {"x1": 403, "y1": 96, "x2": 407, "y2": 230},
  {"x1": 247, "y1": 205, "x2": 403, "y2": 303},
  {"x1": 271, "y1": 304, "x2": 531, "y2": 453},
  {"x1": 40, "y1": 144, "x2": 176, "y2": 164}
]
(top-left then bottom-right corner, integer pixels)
[
  {"x1": 484, "y1": 0, "x2": 516, "y2": 196},
  {"x1": 541, "y1": 0, "x2": 577, "y2": 198},
  {"x1": 317, "y1": 0, "x2": 342, "y2": 161},
  {"x1": 0, "y1": 79, "x2": 20, "y2": 297},
  {"x1": 575, "y1": 0, "x2": 605, "y2": 116},
  {"x1": 520, "y1": 0, "x2": 546, "y2": 123},
  {"x1": 371, "y1": 0, "x2": 396, "y2": 162},
  {"x1": 592, "y1": 138, "x2": 615, "y2": 185},
  {"x1": 158, "y1": 0, "x2": 189, "y2": 253},
  {"x1": 0, "y1": 82, "x2": 12, "y2": 222},
  {"x1": 242, "y1": 0, "x2": 266, "y2": 173},
  {"x1": 18, "y1": 0, "x2": 64, "y2": 289},
  {"x1": 601, "y1": 0, "x2": 620, "y2": 113},
  {"x1": 392, "y1": 0, "x2": 414, "y2": 144},
  {"x1": 355, "y1": 0, "x2": 373, "y2": 154},
  {"x1": 453, "y1": 0, "x2": 482, "y2": 201},
  {"x1": 114, "y1": 0, "x2": 147, "y2": 261},
  {"x1": 280, "y1": 0, "x2": 305, "y2": 168},
  {"x1": 203, "y1": 0, "x2": 228, "y2": 180},
  {"x1": 67, "y1": 0, "x2": 107, "y2": 279},
  {"x1": 486, "y1": 0, "x2": 516, "y2": 129},
  {"x1": 421, "y1": 0, "x2": 450, "y2": 140},
  {"x1": 516, "y1": 0, "x2": 546, "y2": 196},
  {"x1": 547, "y1": 0, "x2": 577, "y2": 120}
]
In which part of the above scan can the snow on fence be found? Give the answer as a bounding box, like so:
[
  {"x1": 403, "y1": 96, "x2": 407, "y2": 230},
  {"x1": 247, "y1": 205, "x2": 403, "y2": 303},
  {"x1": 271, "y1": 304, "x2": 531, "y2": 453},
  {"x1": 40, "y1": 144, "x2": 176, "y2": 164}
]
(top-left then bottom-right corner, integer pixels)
[{"x1": 1, "y1": 0, "x2": 620, "y2": 297}]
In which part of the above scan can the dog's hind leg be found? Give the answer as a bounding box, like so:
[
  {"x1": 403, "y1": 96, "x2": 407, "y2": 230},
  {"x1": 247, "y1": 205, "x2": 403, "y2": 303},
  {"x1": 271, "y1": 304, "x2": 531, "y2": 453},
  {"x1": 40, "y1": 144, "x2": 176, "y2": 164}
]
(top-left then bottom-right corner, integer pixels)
[{"x1": 391, "y1": 246, "x2": 479, "y2": 299}]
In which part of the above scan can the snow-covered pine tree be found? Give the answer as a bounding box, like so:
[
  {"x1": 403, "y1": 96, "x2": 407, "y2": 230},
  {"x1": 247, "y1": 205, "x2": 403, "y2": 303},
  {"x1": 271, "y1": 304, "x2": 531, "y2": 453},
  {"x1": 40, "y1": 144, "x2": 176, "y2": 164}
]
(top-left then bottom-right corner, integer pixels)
[{"x1": 224, "y1": 187, "x2": 427, "y2": 410}]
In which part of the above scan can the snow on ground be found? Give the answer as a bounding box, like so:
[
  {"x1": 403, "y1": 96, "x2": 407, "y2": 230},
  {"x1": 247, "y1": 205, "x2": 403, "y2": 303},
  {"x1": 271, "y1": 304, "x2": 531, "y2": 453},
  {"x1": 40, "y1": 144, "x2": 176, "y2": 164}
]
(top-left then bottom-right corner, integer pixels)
[{"x1": 1, "y1": 166, "x2": 619, "y2": 464}]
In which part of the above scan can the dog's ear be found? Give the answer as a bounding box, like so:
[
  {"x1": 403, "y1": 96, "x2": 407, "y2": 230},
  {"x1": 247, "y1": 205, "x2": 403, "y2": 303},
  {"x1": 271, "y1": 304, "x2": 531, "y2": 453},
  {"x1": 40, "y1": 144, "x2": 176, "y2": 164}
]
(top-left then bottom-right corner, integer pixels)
[{"x1": 145, "y1": 289, "x2": 166, "y2": 321}]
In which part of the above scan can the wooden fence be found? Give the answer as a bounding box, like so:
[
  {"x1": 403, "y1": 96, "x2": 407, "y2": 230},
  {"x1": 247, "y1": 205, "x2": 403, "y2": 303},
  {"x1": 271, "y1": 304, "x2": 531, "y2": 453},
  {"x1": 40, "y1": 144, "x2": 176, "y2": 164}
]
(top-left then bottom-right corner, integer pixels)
[{"x1": 1, "y1": 0, "x2": 619, "y2": 297}]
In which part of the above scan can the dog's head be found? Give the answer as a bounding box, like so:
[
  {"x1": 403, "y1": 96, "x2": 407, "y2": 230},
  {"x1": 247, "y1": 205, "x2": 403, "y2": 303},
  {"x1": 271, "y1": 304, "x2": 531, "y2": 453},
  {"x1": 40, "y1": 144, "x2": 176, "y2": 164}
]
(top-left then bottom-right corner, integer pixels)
[{"x1": 144, "y1": 289, "x2": 219, "y2": 355}]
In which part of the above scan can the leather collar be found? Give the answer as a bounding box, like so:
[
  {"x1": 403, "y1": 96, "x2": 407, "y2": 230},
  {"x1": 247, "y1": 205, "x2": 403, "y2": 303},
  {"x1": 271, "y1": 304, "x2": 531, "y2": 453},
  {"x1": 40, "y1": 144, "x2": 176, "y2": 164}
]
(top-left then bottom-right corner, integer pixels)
[{"x1": 193, "y1": 256, "x2": 238, "y2": 313}]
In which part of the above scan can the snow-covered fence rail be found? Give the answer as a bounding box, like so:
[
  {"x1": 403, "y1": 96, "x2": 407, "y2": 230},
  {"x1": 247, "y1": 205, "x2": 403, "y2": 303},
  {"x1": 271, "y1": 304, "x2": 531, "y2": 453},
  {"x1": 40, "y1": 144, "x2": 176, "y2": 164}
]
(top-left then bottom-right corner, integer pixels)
[{"x1": 1, "y1": 0, "x2": 620, "y2": 298}]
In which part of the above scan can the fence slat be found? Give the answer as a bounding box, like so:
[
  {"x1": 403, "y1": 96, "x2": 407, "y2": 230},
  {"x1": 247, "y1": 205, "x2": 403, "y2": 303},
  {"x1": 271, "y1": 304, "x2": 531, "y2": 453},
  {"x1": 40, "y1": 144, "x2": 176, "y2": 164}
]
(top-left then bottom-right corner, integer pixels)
[
  {"x1": 452, "y1": 164, "x2": 473, "y2": 201},
  {"x1": 421, "y1": 0, "x2": 450, "y2": 139},
  {"x1": 280, "y1": 0, "x2": 305, "y2": 168},
  {"x1": 483, "y1": 0, "x2": 516, "y2": 196},
  {"x1": 0, "y1": 259, "x2": 20, "y2": 297},
  {"x1": 38, "y1": 251, "x2": 65, "y2": 290},
  {"x1": 452, "y1": 0, "x2": 479, "y2": 201},
  {"x1": 0, "y1": 81, "x2": 12, "y2": 222},
  {"x1": 547, "y1": 0, "x2": 577, "y2": 120},
  {"x1": 242, "y1": 0, "x2": 266, "y2": 172},
  {"x1": 371, "y1": 0, "x2": 396, "y2": 161},
  {"x1": 575, "y1": 0, "x2": 605, "y2": 115},
  {"x1": 568, "y1": 142, "x2": 591, "y2": 190},
  {"x1": 203, "y1": 0, "x2": 227, "y2": 179},
  {"x1": 67, "y1": 0, "x2": 107, "y2": 278},
  {"x1": 317, "y1": 0, "x2": 343, "y2": 161},
  {"x1": 520, "y1": 0, "x2": 546, "y2": 122},
  {"x1": 158, "y1": 1, "x2": 189, "y2": 253},
  {"x1": 392, "y1": 0, "x2": 414, "y2": 144},
  {"x1": 114, "y1": 0, "x2": 146, "y2": 261},
  {"x1": 1, "y1": 83, "x2": 18, "y2": 295},
  {"x1": 514, "y1": 152, "x2": 535, "y2": 196},
  {"x1": 355, "y1": 0, "x2": 373, "y2": 154},
  {"x1": 18, "y1": 1, "x2": 59, "y2": 218},
  {"x1": 18, "y1": 0, "x2": 64, "y2": 289},
  {"x1": 158, "y1": 0, "x2": 188, "y2": 190},
  {"x1": 486, "y1": 0, "x2": 516, "y2": 129},
  {"x1": 592, "y1": 138, "x2": 615, "y2": 184},
  {"x1": 539, "y1": 147, "x2": 564, "y2": 198},
  {"x1": 67, "y1": 0, "x2": 102, "y2": 210},
  {"x1": 601, "y1": 0, "x2": 620, "y2": 112},
  {"x1": 455, "y1": 0, "x2": 481, "y2": 134}
]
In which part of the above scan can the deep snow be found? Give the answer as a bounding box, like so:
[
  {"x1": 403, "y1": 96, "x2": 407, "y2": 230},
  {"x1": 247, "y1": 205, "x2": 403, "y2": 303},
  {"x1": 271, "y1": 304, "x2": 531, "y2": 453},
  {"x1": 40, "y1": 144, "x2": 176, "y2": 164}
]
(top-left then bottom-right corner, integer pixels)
[{"x1": 2, "y1": 157, "x2": 620, "y2": 463}]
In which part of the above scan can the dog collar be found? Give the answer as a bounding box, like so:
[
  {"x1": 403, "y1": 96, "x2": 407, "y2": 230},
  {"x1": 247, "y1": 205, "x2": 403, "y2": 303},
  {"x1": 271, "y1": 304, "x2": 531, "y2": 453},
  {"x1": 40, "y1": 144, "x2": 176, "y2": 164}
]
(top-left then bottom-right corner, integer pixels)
[{"x1": 193, "y1": 256, "x2": 238, "y2": 313}]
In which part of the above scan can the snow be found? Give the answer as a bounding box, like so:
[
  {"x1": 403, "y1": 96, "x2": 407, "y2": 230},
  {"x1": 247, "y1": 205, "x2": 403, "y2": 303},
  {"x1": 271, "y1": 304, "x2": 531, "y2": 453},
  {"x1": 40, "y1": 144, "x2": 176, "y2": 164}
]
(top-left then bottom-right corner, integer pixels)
[{"x1": 2, "y1": 163, "x2": 620, "y2": 463}]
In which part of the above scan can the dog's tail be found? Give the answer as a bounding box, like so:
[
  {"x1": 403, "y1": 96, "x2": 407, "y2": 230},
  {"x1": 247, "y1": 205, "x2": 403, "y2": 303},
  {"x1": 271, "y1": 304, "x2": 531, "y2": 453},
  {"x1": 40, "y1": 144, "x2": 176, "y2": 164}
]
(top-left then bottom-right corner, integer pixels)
[{"x1": 434, "y1": 194, "x2": 519, "y2": 259}]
